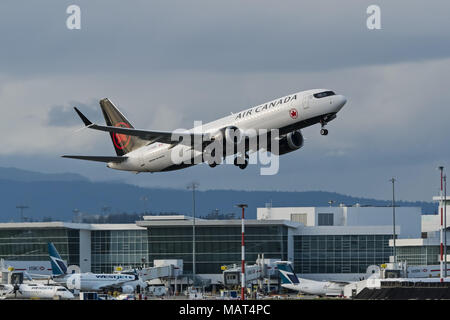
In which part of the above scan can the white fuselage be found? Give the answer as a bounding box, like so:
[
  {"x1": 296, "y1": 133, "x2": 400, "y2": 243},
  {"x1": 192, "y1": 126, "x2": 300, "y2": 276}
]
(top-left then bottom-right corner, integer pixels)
[
  {"x1": 55, "y1": 273, "x2": 137, "y2": 291},
  {"x1": 282, "y1": 278, "x2": 345, "y2": 296},
  {"x1": 0, "y1": 283, "x2": 75, "y2": 299},
  {"x1": 107, "y1": 89, "x2": 346, "y2": 172}
]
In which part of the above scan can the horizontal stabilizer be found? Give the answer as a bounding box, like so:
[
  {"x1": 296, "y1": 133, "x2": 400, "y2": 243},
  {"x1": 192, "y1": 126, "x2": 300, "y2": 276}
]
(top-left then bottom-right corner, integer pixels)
[
  {"x1": 87, "y1": 123, "x2": 208, "y2": 145},
  {"x1": 73, "y1": 105, "x2": 209, "y2": 145},
  {"x1": 61, "y1": 155, "x2": 127, "y2": 163}
]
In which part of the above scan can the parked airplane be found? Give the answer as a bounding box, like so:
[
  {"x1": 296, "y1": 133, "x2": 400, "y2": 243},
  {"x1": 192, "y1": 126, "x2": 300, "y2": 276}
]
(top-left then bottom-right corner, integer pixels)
[
  {"x1": 62, "y1": 89, "x2": 346, "y2": 172},
  {"x1": 48, "y1": 242, "x2": 147, "y2": 293},
  {"x1": 277, "y1": 261, "x2": 349, "y2": 296},
  {"x1": 0, "y1": 283, "x2": 74, "y2": 300}
]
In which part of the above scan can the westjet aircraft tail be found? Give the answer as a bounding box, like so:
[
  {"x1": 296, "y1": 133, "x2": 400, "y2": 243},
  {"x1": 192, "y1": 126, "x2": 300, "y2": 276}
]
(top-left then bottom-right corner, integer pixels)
[
  {"x1": 48, "y1": 242, "x2": 68, "y2": 276},
  {"x1": 277, "y1": 262, "x2": 300, "y2": 285}
]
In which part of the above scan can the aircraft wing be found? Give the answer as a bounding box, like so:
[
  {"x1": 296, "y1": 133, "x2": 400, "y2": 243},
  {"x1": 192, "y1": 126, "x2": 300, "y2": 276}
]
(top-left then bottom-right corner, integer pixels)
[
  {"x1": 61, "y1": 155, "x2": 128, "y2": 163},
  {"x1": 24, "y1": 272, "x2": 52, "y2": 280},
  {"x1": 92, "y1": 282, "x2": 130, "y2": 292},
  {"x1": 74, "y1": 107, "x2": 210, "y2": 145},
  {"x1": 328, "y1": 281, "x2": 351, "y2": 285}
]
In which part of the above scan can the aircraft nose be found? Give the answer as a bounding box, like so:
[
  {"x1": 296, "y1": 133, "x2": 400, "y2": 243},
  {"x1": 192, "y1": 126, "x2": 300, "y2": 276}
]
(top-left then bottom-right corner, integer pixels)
[{"x1": 335, "y1": 95, "x2": 347, "y2": 111}]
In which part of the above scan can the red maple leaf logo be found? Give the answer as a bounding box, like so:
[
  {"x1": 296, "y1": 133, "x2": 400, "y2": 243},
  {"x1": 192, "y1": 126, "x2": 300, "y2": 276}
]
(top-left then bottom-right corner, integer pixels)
[
  {"x1": 115, "y1": 133, "x2": 128, "y2": 143},
  {"x1": 112, "y1": 122, "x2": 131, "y2": 149},
  {"x1": 289, "y1": 108, "x2": 298, "y2": 119}
]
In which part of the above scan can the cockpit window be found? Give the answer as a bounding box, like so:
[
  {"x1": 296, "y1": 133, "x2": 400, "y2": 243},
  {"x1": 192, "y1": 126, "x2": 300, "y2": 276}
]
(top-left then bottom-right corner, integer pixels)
[{"x1": 313, "y1": 91, "x2": 335, "y2": 99}]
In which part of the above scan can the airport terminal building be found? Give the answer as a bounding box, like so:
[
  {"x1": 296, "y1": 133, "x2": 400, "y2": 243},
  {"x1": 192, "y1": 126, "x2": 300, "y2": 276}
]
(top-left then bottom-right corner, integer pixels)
[
  {"x1": 392, "y1": 195, "x2": 450, "y2": 267},
  {"x1": 0, "y1": 222, "x2": 148, "y2": 274},
  {"x1": 0, "y1": 204, "x2": 424, "y2": 283}
]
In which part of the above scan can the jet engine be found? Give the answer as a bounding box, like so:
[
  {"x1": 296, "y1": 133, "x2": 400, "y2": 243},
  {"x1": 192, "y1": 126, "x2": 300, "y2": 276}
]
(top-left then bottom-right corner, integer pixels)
[
  {"x1": 271, "y1": 130, "x2": 304, "y2": 155},
  {"x1": 121, "y1": 285, "x2": 134, "y2": 294},
  {"x1": 66, "y1": 274, "x2": 81, "y2": 290},
  {"x1": 210, "y1": 126, "x2": 242, "y2": 143},
  {"x1": 223, "y1": 126, "x2": 244, "y2": 145},
  {"x1": 207, "y1": 126, "x2": 245, "y2": 159}
]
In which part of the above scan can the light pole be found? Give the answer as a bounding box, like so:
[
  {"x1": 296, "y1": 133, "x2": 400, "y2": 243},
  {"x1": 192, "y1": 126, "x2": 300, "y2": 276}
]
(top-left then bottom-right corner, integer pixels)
[
  {"x1": 16, "y1": 205, "x2": 29, "y2": 222},
  {"x1": 236, "y1": 204, "x2": 248, "y2": 300},
  {"x1": 389, "y1": 178, "x2": 397, "y2": 264},
  {"x1": 439, "y1": 166, "x2": 444, "y2": 282},
  {"x1": 101, "y1": 206, "x2": 111, "y2": 215},
  {"x1": 140, "y1": 196, "x2": 149, "y2": 214},
  {"x1": 187, "y1": 182, "x2": 199, "y2": 280},
  {"x1": 445, "y1": 174, "x2": 447, "y2": 278},
  {"x1": 72, "y1": 209, "x2": 80, "y2": 223}
]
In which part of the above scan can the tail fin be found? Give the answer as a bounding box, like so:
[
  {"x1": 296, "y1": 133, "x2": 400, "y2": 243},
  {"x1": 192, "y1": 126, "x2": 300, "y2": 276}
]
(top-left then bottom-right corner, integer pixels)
[
  {"x1": 99, "y1": 98, "x2": 147, "y2": 156},
  {"x1": 277, "y1": 261, "x2": 300, "y2": 285},
  {"x1": 48, "y1": 242, "x2": 67, "y2": 276}
]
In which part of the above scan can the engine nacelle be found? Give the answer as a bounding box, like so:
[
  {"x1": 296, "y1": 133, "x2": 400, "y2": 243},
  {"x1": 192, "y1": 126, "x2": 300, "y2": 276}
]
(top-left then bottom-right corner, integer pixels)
[
  {"x1": 223, "y1": 126, "x2": 244, "y2": 145},
  {"x1": 66, "y1": 274, "x2": 81, "y2": 290},
  {"x1": 149, "y1": 285, "x2": 167, "y2": 296},
  {"x1": 121, "y1": 285, "x2": 134, "y2": 294},
  {"x1": 271, "y1": 130, "x2": 304, "y2": 155}
]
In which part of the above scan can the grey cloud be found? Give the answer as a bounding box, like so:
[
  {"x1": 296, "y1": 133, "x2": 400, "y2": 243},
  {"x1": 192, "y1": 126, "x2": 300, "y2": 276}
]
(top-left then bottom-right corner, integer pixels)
[
  {"x1": 0, "y1": 1, "x2": 450, "y2": 76},
  {"x1": 45, "y1": 100, "x2": 102, "y2": 127},
  {"x1": 1, "y1": 0, "x2": 450, "y2": 203}
]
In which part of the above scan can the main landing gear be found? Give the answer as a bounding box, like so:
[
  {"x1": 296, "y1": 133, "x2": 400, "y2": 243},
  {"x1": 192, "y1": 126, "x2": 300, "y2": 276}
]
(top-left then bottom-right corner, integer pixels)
[
  {"x1": 207, "y1": 148, "x2": 220, "y2": 168},
  {"x1": 234, "y1": 153, "x2": 249, "y2": 170},
  {"x1": 209, "y1": 162, "x2": 218, "y2": 168},
  {"x1": 207, "y1": 152, "x2": 249, "y2": 170}
]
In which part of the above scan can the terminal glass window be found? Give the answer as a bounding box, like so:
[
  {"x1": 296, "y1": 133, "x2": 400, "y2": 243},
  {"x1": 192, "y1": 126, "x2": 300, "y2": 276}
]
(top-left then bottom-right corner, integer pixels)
[
  {"x1": 0, "y1": 228, "x2": 80, "y2": 266},
  {"x1": 396, "y1": 246, "x2": 444, "y2": 266},
  {"x1": 148, "y1": 225, "x2": 288, "y2": 274},
  {"x1": 91, "y1": 229, "x2": 149, "y2": 273},
  {"x1": 290, "y1": 213, "x2": 307, "y2": 225},
  {"x1": 293, "y1": 234, "x2": 392, "y2": 274},
  {"x1": 318, "y1": 213, "x2": 333, "y2": 226}
]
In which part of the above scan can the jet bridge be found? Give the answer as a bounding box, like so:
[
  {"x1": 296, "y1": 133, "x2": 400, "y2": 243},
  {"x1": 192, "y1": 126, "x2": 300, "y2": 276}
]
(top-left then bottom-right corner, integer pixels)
[
  {"x1": 115, "y1": 259, "x2": 183, "y2": 282},
  {"x1": 223, "y1": 264, "x2": 262, "y2": 287},
  {"x1": 222, "y1": 256, "x2": 281, "y2": 291}
]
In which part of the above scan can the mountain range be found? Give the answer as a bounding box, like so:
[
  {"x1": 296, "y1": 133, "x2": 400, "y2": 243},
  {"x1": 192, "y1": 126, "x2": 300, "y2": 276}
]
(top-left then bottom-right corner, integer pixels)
[{"x1": 0, "y1": 167, "x2": 438, "y2": 222}]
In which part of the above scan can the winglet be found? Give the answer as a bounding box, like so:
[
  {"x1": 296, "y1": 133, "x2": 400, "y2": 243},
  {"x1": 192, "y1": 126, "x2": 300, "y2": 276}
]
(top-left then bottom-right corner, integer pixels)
[{"x1": 74, "y1": 107, "x2": 92, "y2": 126}]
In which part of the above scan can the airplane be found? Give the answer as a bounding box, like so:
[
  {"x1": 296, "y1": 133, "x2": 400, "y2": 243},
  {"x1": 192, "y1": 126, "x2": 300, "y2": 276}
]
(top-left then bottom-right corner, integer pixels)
[
  {"x1": 277, "y1": 261, "x2": 350, "y2": 297},
  {"x1": 62, "y1": 89, "x2": 347, "y2": 172},
  {"x1": 0, "y1": 283, "x2": 74, "y2": 300},
  {"x1": 48, "y1": 242, "x2": 147, "y2": 293}
]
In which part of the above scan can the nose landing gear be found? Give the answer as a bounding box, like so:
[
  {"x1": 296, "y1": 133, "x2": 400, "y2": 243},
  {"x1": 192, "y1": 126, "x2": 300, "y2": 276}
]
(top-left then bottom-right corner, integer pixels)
[{"x1": 320, "y1": 119, "x2": 329, "y2": 136}]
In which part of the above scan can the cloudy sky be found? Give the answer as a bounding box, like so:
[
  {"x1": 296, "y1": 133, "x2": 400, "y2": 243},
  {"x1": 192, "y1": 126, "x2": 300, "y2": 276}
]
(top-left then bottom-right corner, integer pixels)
[{"x1": 1, "y1": 0, "x2": 449, "y2": 202}]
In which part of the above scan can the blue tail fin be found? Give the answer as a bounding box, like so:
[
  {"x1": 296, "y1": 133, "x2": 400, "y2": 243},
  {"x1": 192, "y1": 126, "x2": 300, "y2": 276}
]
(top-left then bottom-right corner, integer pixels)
[
  {"x1": 48, "y1": 242, "x2": 67, "y2": 276},
  {"x1": 277, "y1": 262, "x2": 300, "y2": 285}
]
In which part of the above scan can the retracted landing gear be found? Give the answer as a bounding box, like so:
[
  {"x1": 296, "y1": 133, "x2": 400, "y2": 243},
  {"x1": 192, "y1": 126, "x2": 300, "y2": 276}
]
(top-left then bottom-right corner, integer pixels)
[
  {"x1": 206, "y1": 148, "x2": 221, "y2": 168},
  {"x1": 209, "y1": 162, "x2": 218, "y2": 168},
  {"x1": 234, "y1": 153, "x2": 249, "y2": 170}
]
